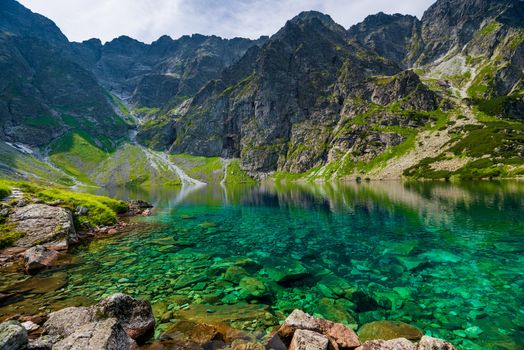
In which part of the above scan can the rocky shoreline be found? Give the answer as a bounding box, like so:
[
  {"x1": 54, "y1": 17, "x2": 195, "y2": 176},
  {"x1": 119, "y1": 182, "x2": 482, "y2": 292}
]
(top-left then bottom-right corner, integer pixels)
[
  {"x1": 0, "y1": 293, "x2": 458, "y2": 350},
  {"x1": 0, "y1": 190, "x2": 153, "y2": 272}
]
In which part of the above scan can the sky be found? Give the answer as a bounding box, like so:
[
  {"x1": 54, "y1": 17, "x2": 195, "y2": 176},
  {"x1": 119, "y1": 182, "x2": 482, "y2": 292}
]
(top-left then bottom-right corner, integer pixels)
[{"x1": 18, "y1": 0, "x2": 436, "y2": 44}]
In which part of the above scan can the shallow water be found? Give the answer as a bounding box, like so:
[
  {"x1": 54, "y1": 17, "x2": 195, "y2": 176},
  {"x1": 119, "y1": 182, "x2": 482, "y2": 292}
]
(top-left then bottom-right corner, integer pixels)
[{"x1": 2, "y1": 181, "x2": 524, "y2": 349}]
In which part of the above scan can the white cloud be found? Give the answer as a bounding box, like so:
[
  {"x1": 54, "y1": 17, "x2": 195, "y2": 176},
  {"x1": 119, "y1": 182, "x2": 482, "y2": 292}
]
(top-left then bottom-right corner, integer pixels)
[{"x1": 18, "y1": 0, "x2": 436, "y2": 43}]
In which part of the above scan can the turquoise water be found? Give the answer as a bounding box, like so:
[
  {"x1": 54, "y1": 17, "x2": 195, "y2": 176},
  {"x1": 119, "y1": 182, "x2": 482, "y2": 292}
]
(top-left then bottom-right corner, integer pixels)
[{"x1": 3, "y1": 181, "x2": 524, "y2": 349}]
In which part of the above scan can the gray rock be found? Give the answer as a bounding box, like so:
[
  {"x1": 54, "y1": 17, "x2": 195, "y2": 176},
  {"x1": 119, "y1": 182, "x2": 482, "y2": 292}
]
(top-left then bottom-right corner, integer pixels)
[
  {"x1": 52, "y1": 318, "x2": 138, "y2": 350},
  {"x1": 289, "y1": 329, "x2": 329, "y2": 350},
  {"x1": 96, "y1": 293, "x2": 155, "y2": 340},
  {"x1": 44, "y1": 306, "x2": 96, "y2": 339},
  {"x1": 43, "y1": 294, "x2": 154, "y2": 343},
  {"x1": 357, "y1": 338, "x2": 416, "y2": 350},
  {"x1": 0, "y1": 320, "x2": 28, "y2": 350},
  {"x1": 418, "y1": 336, "x2": 457, "y2": 350},
  {"x1": 9, "y1": 204, "x2": 78, "y2": 248},
  {"x1": 23, "y1": 245, "x2": 60, "y2": 272}
]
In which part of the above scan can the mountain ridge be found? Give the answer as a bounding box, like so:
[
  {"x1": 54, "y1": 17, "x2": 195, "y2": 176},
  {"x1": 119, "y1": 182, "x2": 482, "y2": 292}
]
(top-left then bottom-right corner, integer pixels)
[{"x1": 0, "y1": 0, "x2": 523, "y2": 185}]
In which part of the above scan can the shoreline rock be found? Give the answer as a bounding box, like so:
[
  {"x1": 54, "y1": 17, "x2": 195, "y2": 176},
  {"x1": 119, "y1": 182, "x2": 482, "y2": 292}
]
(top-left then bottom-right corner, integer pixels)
[{"x1": 0, "y1": 199, "x2": 153, "y2": 271}]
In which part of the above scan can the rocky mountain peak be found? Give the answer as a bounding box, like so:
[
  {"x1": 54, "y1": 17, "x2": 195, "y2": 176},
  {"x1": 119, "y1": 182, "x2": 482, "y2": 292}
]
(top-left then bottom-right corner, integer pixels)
[
  {"x1": 0, "y1": 0, "x2": 68, "y2": 47},
  {"x1": 282, "y1": 11, "x2": 348, "y2": 36},
  {"x1": 348, "y1": 12, "x2": 421, "y2": 67}
]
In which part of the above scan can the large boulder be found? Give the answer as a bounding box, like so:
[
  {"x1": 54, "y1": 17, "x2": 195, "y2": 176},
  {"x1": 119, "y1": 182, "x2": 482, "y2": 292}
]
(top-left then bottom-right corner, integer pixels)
[
  {"x1": 44, "y1": 306, "x2": 96, "y2": 340},
  {"x1": 96, "y1": 293, "x2": 155, "y2": 340},
  {"x1": 53, "y1": 318, "x2": 138, "y2": 350},
  {"x1": 358, "y1": 321, "x2": 423, "y2": 342},
  {"x1": 289, "y1": 329, "x2": 329, "y2": 350},
  {"x1": 42, "y1": 293, "x2": 154, "y2": 347},
  {"x1": 23, "y1": 245, "x2": 60, "y2": 272},
  {"x1": 9, "y1": 204, "x2": 78, "y2": 248},
  {"x1": 0, "y1": 320, "x2": 28, "y2": 350}
]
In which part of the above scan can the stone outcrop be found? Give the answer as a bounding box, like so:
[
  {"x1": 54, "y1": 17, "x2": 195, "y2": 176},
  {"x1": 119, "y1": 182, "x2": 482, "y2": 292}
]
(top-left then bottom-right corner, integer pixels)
[
  {"x1": 96, "y1": 293, "x2": 155, "y2": 340},
  {"x1": 40, "y1": 293, "x2": 154, "y2": 349},
  {"x1": 8, "y1": 204, "x2": 77, "y2": 248},
  {"x1": 53, "y1": 318, "x2": 138, "y2": 350}
]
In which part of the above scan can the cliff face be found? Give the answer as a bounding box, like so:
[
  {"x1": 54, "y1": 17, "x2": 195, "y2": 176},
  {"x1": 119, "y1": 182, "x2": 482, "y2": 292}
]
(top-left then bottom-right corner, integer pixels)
[
  {"x1": 0, "y1": 0, "x2": 127, "y2": 148},
  {"x1": 71, "y1": 34, "x2": 267, "y2": 108},
  {"x1": 348, "y1": 12, "x2": 422, "y2": 68}
]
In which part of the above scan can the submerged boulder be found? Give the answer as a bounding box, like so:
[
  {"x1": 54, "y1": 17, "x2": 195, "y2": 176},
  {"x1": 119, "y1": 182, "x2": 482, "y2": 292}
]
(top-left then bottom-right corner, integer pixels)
[
  {"x1": 358, "y1": 321, "x2": 423, "y2": 342},
  {"x1": 0, "y1": 320, "x2": 28, "y2": 350},
  {"x1": 9, "y1": 204, "x2": 77, "y2": 248}
]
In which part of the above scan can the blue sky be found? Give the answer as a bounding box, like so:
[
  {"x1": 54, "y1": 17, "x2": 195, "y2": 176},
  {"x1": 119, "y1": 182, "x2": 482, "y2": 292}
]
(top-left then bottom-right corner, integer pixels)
[{"x1": 19, "y1": 0, "x2": 436, "y2": 43}]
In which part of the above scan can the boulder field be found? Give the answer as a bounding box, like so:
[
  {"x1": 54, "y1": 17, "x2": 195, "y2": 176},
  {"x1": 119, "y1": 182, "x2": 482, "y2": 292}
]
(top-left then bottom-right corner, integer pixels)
[{"x1": 0, "y1": 301, "x2": 458, "y2": 350}]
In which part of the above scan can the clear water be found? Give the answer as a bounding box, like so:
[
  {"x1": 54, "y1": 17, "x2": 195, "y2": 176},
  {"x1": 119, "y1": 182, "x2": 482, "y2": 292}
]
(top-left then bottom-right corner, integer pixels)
[{"x1": 1, "y1": 181, "x2": 524, "y2": 349}]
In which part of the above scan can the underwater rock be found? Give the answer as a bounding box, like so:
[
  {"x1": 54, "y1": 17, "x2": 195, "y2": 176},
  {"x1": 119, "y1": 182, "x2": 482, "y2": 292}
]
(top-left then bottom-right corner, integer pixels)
[
  {"x1": 262, "y1": 258, "x2": 309, "y2": 284},
  {"x1": 10, "y1": 272, "x2": 67, "y2": 294},
  {"x1": 289, "y1": 329, "x2": 329, "y2": 350},
  {"x1": 97, "y1": 293, "x2": 155, "y2": 340},
  {"x1": 356, "y1": 337, "x2": 416, "y2": 350},
  {"x1": 224, "y1": 266, "x2": 250, "y2": 283},
  {"x1": 417, "y1": 335, "x2": 457, "y2": 350},
  {"x1": 314, "y1": 298, "x2": 357, "y2": 327},
  {"x1": 0, "y1": 320, "x2": 28, "y2": 350},
  {"x1": 52, "y1": 318, "x2": 138, "y2": 350},
  {"x1": 358, "y1": 321, "x2": 423, "y2": 342},
  {"x1": 9, "y1": 204, "x2": 78, "y2": 248},
  {"x1": 23, "y1": 245, "x2": 60, "y2": 272},
  {"x1": 417, "y1": 250, "x2": 461, "y2": 264},
  {"x1": 238, "y1": 276, "x2": 270, "y2": 300}
]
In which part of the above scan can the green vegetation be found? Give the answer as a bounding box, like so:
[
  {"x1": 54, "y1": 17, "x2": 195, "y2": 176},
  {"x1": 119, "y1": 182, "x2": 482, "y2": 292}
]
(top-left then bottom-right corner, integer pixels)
[
  {"x1": 171, "y1": 154, "x2": 224, "y2": 184},
  {"x1": 0, "y1": 179, "x2": 128, "y2": 246},
  {"x1": 17, "y1": 182, "x2": 128, "y2": 228},
  {"x1": 477, "y1": 21, "x2": 502, "y2": 38},
  {"x1": 23, "y1": 115, "x2": 60, "y2": 128},
  {"x1": 0, "y1": 182, "x2": 11, "y2": 199},
  {"x1": 224, "y1": 160, "x2": 256, "y2": 184},
  {"x1": 0, "y1": 222, "x2": 24, "y2": 249},
  {"x1": 135, "y1": 107, "x2": 161, "y2": 117},
  {"x1": 49, "y1": 132, "x2": 109, "y2": 184},
  {"x1": 404, "y1": 120, "x2": 524, "y2": 180}
]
